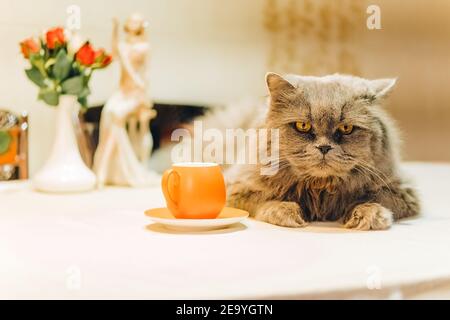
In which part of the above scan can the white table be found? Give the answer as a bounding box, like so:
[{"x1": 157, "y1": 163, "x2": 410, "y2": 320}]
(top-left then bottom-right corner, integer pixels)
[{"x1": 1, "y1": 163, "x2": 450, "y2": 299}]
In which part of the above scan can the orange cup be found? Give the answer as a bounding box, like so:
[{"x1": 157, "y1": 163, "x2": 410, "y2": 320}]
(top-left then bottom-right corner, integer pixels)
[{"x1": 162, "y1": 163, "x2": 226, "y2": 219}]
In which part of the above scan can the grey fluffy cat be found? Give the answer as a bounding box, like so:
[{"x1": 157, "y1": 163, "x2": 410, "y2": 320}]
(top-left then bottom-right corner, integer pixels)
[{"x1": 227, "y1": 73, "x2": 420, "y2": 230}]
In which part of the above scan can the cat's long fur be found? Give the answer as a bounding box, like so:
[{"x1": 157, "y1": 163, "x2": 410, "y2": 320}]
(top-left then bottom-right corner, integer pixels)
[{"x1": 225, "y1": 73, "x2": 420, "y2": 230}]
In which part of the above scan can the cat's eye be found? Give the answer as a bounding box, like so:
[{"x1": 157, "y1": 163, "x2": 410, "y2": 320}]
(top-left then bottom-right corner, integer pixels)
[
  {"x1": 338, "y1": 124, "x2": 354, "y2": 135},
  {"x1": 295, "y1": 121, "x2": 312, "y2": 133}
]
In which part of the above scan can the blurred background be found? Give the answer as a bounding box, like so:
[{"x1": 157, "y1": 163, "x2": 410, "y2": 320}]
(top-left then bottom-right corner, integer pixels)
[{"x1": 1, "y1": 0, "x2": 449, "y2": 175}]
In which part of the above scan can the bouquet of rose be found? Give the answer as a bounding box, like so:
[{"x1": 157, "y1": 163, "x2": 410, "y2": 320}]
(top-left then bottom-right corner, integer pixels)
[{"x1": 20, "y1": 27, "x2": 112, "y2": 108}]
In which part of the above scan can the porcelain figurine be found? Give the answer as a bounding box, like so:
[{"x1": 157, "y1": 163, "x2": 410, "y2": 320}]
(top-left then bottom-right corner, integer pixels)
[{"x1": 94, "y1": 14, "x2": 159, "y2": 187}]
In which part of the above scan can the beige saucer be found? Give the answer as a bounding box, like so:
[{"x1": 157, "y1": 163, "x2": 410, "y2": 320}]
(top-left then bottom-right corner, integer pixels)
[{"x1": 145, "y1": 207, "x2": 249, "y2": 231}]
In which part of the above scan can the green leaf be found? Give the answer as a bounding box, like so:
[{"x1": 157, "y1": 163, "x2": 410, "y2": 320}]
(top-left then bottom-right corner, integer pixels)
[
  {"x1": 53, "y1": 50, "x2": 72, "y2": 81},
  {"x1": 77, "y1": 86, "x2": 90, "y2": 109},
  {"x1": 79, "y1": 86, "x2": 91, "y2": 98},
  {"x1": 78, "y1": 96, "x2": 88, "y2": 109},
  {"x1": 25, "y1": 67, "x2": 46, "y2": 88},
  {"x1": 44, "y1": 58, "x2": 56, "y2": 69},
  {"x1": 29, "y1": 54, "x2": 46, "y2": 76},
  {"x1": 39, "y1": 88, "x2": 59, "y2": 106},
  {"x1": 61, "y1": 76, "x2": 84, "y2": 95},
  {"x1": 0, "y1": 131, "x2": 12, "y2": 154}
]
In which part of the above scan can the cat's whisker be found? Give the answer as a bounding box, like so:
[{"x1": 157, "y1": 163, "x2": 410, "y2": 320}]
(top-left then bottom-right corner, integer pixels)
[
  {"x1": 342, "y1": 153, "x2": 394, "y2": 194},
  {"x1": 355, "y1": 161, "x2": 394, "y2": 195},
  {"x1": 355, "y1": 158, "x2": 393, "y2": 184}
]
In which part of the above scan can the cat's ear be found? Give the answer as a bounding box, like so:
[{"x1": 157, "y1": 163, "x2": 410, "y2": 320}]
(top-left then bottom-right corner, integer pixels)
[
  {"x1": 266, "y1": 72, "x2": 296, "y2": 101},
  {"x1": 369, "y1": 78, "x2": 397, "y2": 100}
]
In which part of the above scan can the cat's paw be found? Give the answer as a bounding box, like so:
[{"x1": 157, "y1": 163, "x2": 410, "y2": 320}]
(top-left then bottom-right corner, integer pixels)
[
  {"x1": 344, "y1": 203, "x2": 393, "y2": 231},
  {"x1": 255, "y1": 201, "x2": 308, "y2": 228}
]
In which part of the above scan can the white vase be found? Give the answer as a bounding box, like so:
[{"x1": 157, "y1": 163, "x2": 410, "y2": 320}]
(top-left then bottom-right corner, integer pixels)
[{"x1": 33, "y1": 95, "x2": 96, "y2": 193}]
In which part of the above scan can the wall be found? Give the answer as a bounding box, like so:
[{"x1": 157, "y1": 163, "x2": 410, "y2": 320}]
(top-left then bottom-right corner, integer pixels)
[{"x1": 359, "y1": 0, "x2": 450, "y2": 162}]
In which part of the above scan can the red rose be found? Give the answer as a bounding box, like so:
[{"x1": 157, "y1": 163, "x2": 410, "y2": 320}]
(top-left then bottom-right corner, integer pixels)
[
  {"x1": 20, "y1": 38, "x2": 40, "y2": 58},
  {"x1": 102, "y1": 55, "x2": 113, "y2": 67},
  {"x1": 76, "y1": 43, "x2": 96, "y2": 66},
  {"x1": 94, "y1": 49, "x2": 113, "y2": 67},
  {"x1": 46, "y1": 27, "x2": 65, "y2": 49}
]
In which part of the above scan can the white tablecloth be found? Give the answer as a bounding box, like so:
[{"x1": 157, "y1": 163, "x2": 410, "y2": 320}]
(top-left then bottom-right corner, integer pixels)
[{"x1": 1, "y1": 163, "x2": 450, "y2": 300}]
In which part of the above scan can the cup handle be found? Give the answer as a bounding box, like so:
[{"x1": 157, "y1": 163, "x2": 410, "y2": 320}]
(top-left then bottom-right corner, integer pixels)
[{"x1": 162, "y1": 169, "x2": 179, "y2": 209}]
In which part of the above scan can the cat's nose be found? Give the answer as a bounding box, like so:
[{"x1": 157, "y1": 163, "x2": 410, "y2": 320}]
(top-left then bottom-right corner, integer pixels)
[{"x1": 317, "y1": 145, "x2": 333, "y2": 155}]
